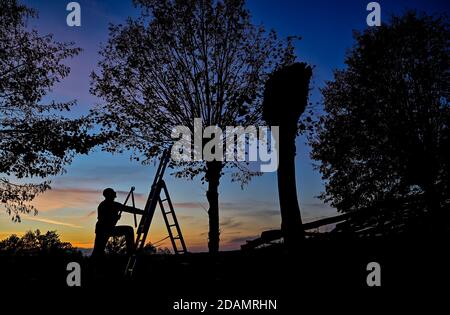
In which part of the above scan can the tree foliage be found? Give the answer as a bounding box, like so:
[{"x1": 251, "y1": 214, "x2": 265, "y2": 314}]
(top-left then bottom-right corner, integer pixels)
[
  {"x1": 311, "y1": 12, "x2": 449, "y2": 231},
  {"x1": 105, "y1": 236, "x2": 128, "y2": 256},
  {"x1": 0, "y1": 0, "x2": 100, "y2": 220},
  {"x1": 142, "y1": 242, "x2": 171, "y2": 255},
  {"x1": 91, "y1": 0, "x2": 296, "y2": 173},
  {"x1": 0, "y1": 229, "x2": 78, "y2": 256}
]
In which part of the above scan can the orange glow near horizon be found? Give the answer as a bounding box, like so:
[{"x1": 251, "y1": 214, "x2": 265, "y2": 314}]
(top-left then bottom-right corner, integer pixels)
[{"x1": 0, "y1": 187, "x2": 277, "y2": 252}]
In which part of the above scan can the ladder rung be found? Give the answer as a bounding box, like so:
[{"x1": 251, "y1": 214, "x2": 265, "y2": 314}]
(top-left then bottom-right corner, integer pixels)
[
  {"x1": 164, "y1": 211, "x2": 172, "y2": 215},
  {"x1": 169, "y1": 224, "x2": 177, "y2": 227},
  {"x1": 161, "y1": 198, "x2": 168, "y2": 202}
]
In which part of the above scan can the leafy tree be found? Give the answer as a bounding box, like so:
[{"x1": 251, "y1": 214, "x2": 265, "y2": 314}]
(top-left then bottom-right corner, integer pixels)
[
  {"x1": 0, "y1": 229, "x2": 77, "y2": 255},
  {"x1": 142, "y1": 243, "x2": 171, "y2": 255},
  {"x1": 142, "y1": 242, "x2": 158, "y2": 255},
  {"x1": 105, "y1": 236, "x2": 128, "y2": 255},
  {"x1": 0, "y1": 0, "x2": 99, "y2": 221},
  {"x1": 311, "y1": 12, "x2": 449, "y2": 232},
  {"x1": 263, "y1": 62, "x2": 312, "y2": 248},
  {"x1": 91, "y1": 0, "x2": 298, "y2": 252}
]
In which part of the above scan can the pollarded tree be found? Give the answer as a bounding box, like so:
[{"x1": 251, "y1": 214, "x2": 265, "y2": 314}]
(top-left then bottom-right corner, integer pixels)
[
  {"x1": 0, "y1": 0, "x2": 99, "y2": 221},
  {"x1": 263, "y1": 62, "x2": 312, "y2": 249},
  {"x1": 311, "y1": 12, "x2": 449, "y2": 232},
  {"x1": 91, "y1": 0, "x2": 298, "y2": 252}
]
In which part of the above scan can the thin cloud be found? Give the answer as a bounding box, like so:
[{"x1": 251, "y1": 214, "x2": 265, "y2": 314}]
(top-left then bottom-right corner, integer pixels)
[
  {"x1": 221, "y1": 217, "x2": 244, "y2": 229},
  {"x1": 32, "y1": 187, "x2": 102, "y2": 212},
  {"x1": 24, "y1": 216, "x2": 83, "y2": 229},
  {"x1": 173, "y1": 202, "x2": 207, "y2": 209},
  {"x1": 84, "y1": 210, "x2": 96, "y2": 218}
]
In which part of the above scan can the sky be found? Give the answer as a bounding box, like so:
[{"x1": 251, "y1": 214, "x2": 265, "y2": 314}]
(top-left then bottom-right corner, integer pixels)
[{"x1": 0, "y1": 0, "x2": 448, "y2": 252}]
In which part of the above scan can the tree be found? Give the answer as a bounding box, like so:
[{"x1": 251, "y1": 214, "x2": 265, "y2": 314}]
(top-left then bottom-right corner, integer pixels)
[
  {"x1": 142, "y1": 243, "x2": 171, "y2": 255},
  {"x1": 91, "y1": 0, "x2": 298, "y2": 252},
  {"x1": 263, "y1": 62, "x2": 312, "y2": 248},
  {"x1": 0, "y1": 0, "x2": 99, "y2": 221},
  {"x1": 105, "y1": 236, "x2": 128, "y2": 256},
  {"x1": 0, "y1": 230, "x2": 77, "y2": 255},
  {"x1": 311, "y1": 12, "x2": 449, "y2": 232}
]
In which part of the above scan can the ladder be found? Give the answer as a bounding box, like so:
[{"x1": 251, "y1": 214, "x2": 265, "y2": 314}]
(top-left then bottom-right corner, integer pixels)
[
  {"x1": 125, "y1": 148, "x2": 187, "y2": 277},
  {"x1": 121, "y1": 186, "x2": 137, "y2": 228}
]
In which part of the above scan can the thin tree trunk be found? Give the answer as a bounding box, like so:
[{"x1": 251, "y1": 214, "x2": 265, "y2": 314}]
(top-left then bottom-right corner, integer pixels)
[
  {"x1": 206, "y1": 161, "x2": 223, "y2": 253},
  {"x1": 277, "y1": 129, "x2": 305, "y2": 249}
]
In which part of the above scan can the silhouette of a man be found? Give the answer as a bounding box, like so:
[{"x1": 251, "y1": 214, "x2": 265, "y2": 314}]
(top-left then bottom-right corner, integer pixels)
[{"x1": 92, "y1": 188, "x2": 144, "y2": 257}]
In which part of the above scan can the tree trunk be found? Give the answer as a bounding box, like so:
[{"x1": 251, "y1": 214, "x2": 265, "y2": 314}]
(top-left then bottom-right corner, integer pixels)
[
  {"x1": 206, "y1": 161, "x2": 223, "y2": 253},
  {"x1": 277, "y1": 128, "x2": 305, "y2": 250}
]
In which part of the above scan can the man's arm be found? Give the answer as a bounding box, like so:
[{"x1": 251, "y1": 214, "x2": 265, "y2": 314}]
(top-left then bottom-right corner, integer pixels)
[{"x1": 115, "y1": 202, "x2": 145, "y2": 215}]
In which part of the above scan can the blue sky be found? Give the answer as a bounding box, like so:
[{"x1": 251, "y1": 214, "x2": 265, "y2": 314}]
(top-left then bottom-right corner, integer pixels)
[{"x1": 0, "y1": 0, "x2": 448, "y2": 251}]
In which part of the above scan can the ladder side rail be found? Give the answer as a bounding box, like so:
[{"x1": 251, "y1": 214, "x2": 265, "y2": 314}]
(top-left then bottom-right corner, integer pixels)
[
  {"x1": 131, "y1": 190, "x2": 137, "y2": 228},
  {"x1": 119, "y1": 186, "x2": 135, "y2": 216},
  {"x1": 136, "y1": 183, "x2": 163, "y2": 251},
  {"x1": 152, "y1": 148, "x2": 171, "y2": 186},
  {"x1": 151, "y1": 156, "x2": 165, "y2": 186},
  {"x1": 126, "y1": 184, "x2": 161, "y2": 277},
  {"x1": 136, "y1": 149, "x2": 170, "y2": 235},
  {"x1": 125, "y1": 182, "x2": 163, "y2": 278},
  {"x1": 133, "y1": 151, "x2": 170, "y2": 248},
  {"x1": 135, "y1": 149, "x2": 172, "y2": 250},
  {"x1": 161, "y1": 181, "x2": 188, "y2": 253},
  {"x1": 156, "y1": 150, "x2": 170, "y2": 183},
  {"x1": 133, "y1": 185, "x2": 155, "y2": 247},
  {"x1": 158, "y1": 197, "x2": 179, "y2": 253}
]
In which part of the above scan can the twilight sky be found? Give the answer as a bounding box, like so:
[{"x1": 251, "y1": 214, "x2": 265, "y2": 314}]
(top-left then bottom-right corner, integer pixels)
[{"x1": 0, "y1": 0, "x2": 447, "y2": 251}]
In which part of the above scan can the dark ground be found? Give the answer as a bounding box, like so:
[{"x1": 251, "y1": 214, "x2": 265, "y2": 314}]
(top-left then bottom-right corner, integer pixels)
[{"x1": 0, "y1": 235, "x2": 448, "y2": 313}]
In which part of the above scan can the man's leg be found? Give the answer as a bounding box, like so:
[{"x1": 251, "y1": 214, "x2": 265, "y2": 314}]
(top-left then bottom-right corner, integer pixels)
[
  {"x1": 111, "y1": 226, "x2": 135, "y2": 255},
  {"x1": 92, "y1": 232, "x2": 108, "y2": 257}
]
